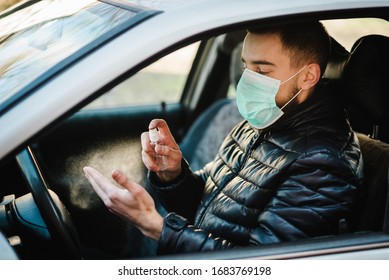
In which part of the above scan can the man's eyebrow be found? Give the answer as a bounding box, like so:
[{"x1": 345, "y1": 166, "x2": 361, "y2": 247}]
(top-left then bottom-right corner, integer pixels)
[{"x1": 241, "y1": 58, "x2": 275, "y2": 66}]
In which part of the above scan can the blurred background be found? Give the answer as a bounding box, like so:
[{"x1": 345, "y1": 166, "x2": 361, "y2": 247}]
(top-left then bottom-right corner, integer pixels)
[{"x1": 0, "y1": 0, "x2": 22, "y2": 11}]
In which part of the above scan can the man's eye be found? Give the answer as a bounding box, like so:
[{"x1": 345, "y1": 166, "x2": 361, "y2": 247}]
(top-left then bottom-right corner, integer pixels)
[
  {"x1": 257, "y1": 69, "x2": 269, "y2": 75},
  {"x1": 255, "y1": 67, "x2": 268, "y2": 75},
  {"x1": 240, "y1": 65, "x2": 269, "y2": 75}
]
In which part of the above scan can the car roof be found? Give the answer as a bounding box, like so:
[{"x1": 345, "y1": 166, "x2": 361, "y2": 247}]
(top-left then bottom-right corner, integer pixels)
[{"x1": 120, "y1": 0, "x2": 209, "y2": 11}]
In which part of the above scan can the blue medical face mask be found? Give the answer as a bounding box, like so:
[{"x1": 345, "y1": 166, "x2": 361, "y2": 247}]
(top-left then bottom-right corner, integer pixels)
[{"x1": 236, "y1": 66, "x2": 306, "y2": 129}]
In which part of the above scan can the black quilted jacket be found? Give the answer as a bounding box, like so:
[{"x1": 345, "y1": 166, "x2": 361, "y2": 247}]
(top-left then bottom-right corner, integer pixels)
[{"x1": 150, "y1": 83, "x2": 363, "y2": 254}]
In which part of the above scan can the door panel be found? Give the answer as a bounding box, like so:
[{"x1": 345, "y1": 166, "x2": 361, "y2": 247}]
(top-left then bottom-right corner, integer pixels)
[
  {"x1": 27, "y1": 41, "x2": 202, "y2": 258},
  {"x1": 32, "y1": 103, "x2": 185, "y2": 258}
]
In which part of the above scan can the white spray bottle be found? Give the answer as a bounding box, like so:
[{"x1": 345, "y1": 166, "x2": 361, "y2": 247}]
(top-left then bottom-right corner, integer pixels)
[{"x1": 149, "y1": 128, "x2": 168, "y2": 171}]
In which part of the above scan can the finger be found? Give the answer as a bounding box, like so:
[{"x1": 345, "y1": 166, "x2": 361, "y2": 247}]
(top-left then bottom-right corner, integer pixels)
[
  {"x1": 141, "y1": 150, "x2": 160, "y2": 172},
  {"x1": 141, "y1": 131, "x2": 156, "y2": 155},
  {"x1": 83, "y1": 166, "x2": 111, "y2": 201},
  {"x1": 154, "y1": 144, "x2": 182, "y2": 160},
  {"x1": 148, "y1": 119, "x2": 166, "y2": 131},
  {"x1": 148, "y1": 119, "x2": 179, "y2": 149},
  {"x1": 111, "y1": 169, "x2": 141, "y2": 194},
  {"x1": 84, "y1": 166, "x2": 118, "y2": 194},
  {"x1": 140, "y1": 131, "x2": 160, "y2": 172}
]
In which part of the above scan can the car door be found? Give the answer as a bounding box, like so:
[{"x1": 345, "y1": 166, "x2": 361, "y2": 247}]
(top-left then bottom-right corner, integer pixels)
[{"x1": 28, "y1": 37, "x2": 235, "y2": 259}]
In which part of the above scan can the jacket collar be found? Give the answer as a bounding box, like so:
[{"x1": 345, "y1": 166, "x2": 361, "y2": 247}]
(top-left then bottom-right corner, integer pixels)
[{"x1": 258, "y1": 79, "x2": 346, "y2": 133}]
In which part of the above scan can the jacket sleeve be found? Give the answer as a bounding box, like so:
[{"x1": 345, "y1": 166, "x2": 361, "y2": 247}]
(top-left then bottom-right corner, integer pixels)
[
  {"x1": 156, "y1": 149, "x2": 363, "y2": 255},
  {"x1": 149, "y1": 159, "x2": 209, "y2": 222},
  {"x1": 150, "y1": 160, "x2": 239, "y2": 254},
  {"x1": 157, "y1": 212, "x2": 236, "y2": 254}
]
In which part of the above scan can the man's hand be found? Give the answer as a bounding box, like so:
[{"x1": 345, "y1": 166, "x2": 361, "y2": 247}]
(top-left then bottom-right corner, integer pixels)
[
  {"x1": 83, "y1": 166, "x2": 163, "y2": 241},
  {"x1": 141, "y1": 119, "x2": 183, "y2": 182}
]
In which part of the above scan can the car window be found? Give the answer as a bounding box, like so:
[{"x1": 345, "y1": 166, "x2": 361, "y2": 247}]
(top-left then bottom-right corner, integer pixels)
[
  {"x1": 0, "y1": 0, "x2": 150, "y2": 114},
  {"x1": 322, "y1": 18, "x2": 389, "y2": 51},
  {"x1": 84, "y1": 42, "x2": 200, "y2": 110}
]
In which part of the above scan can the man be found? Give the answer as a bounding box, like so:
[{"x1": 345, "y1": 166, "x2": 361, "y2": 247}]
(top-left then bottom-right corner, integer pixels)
[{"x1": 84, "y1": 21, "x2": 363, "y2": 254}]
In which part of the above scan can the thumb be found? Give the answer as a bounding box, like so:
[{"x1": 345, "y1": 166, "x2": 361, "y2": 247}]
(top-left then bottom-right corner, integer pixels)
[
  {"x1": 149, "y1": 119, "x2": 179, "y2": 148},
  {"x1": 111, "y1": 169, "x2": 135, "y2": 192}
]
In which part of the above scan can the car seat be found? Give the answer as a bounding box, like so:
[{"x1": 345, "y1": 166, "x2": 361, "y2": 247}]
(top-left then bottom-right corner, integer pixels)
[
  {"x1": 345, "y1": 35, "x2": 389, "y2": 143},
  {"x1": 179, "y1": 36, "x2": 244, "y2": 171},
  {"x1": 343, "y1": 35, "x2": 389, "y2": 232}
]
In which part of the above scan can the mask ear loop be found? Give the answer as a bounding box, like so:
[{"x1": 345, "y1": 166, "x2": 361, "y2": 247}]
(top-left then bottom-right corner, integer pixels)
[
  {"x1": 280, "y1": 65, "x2": 307, "y2": 85},
  {"x1": 279, "y1": 65, "x2": 307, "y2": 110}
]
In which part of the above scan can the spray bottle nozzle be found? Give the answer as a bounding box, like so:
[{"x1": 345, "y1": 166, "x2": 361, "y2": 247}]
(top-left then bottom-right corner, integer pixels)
[
  {"x1": 148, "y1": 128, "x2": 167, "y2": 170},
  {"x1": 149, "y1": 128, "x2": 160, "y2": 144}
]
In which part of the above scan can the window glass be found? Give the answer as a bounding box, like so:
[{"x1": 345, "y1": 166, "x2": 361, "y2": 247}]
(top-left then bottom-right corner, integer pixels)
[
  {"x1": 0, "y1": 0, "x2": 136, "y2": 108},
  {"x1": 85, "y1": 42, "x2": 200, "y2": 109},
  {"x1": 322, "y1": 18, "x2": 389, "y2": 51}
]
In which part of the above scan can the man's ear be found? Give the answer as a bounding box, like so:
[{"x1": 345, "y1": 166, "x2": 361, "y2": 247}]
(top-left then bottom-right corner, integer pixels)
[{"x1": 299, "y1": 63, "x2": 321, "y2": 90}]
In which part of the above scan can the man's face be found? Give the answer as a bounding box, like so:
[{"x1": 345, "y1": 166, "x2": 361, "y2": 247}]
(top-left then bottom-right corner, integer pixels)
[{"x1": 241, "y1": 32, "x2": 301, "y2": 108}]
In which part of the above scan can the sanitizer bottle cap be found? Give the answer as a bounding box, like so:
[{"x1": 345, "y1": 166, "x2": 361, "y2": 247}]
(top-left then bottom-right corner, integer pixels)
[{"x1": 149, "y1": 128, "x2": 160, "y2": 143}]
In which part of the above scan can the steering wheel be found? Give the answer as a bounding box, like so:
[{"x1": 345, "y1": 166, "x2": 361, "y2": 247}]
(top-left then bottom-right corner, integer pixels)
[{"x1": 15, "y1": 146, "x2": 82, "y2": 259}]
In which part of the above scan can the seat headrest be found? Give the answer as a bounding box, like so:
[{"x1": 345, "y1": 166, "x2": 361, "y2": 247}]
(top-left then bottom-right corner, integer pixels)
[
  {"x1": 343, "y1": 35, "x2": 389, "y2": 124},
  {"x1": 323, "y1": 37, "x2": 349, "y2": 79}
]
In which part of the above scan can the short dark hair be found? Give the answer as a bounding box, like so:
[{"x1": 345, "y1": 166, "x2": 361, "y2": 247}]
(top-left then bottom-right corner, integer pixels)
[{"x1": 248, "y1": 21, "x2": 330, "y2": 74}]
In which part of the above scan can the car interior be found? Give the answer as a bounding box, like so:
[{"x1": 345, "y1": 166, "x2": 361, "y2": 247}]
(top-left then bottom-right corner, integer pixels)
[{"x1": 1, "y1": 15, "x2": 389, "y2": 260}]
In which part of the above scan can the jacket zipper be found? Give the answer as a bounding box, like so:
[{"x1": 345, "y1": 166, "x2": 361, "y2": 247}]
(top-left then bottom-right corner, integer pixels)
[{"x1": 194, "y1": 130, "x2": 264, "y2": 227}]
